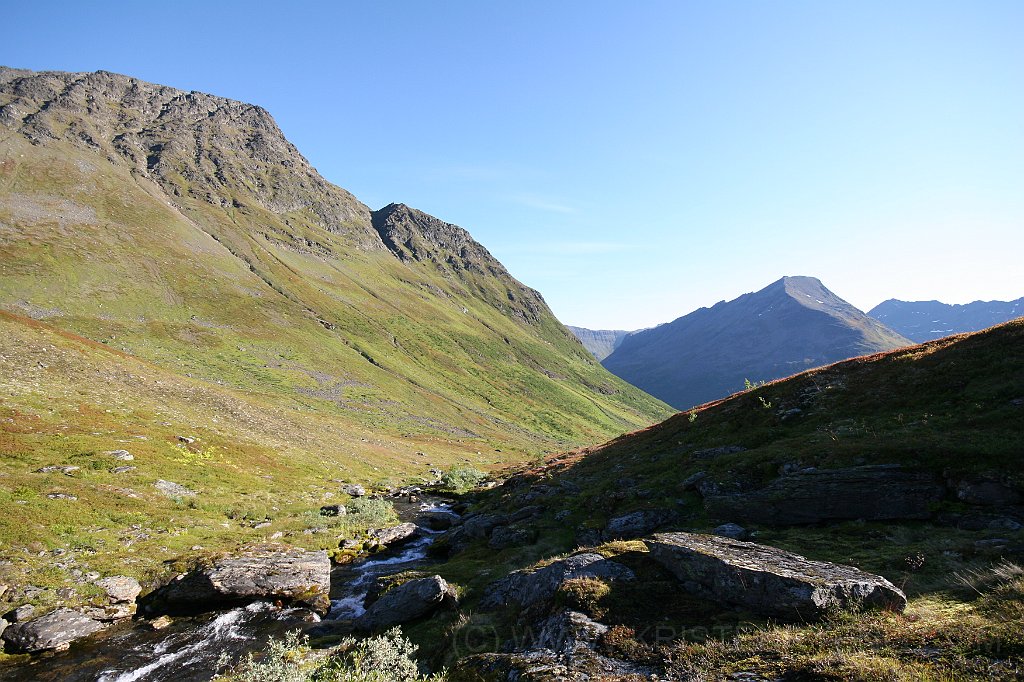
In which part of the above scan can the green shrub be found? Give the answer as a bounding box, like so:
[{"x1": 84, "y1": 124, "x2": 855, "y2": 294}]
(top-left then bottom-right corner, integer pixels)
[
  {"x1": 347, "y1": 497, "x2": 399, "y2": 528},
  {"x1": 218, "y1": 628, "x2": 445, "y2": 682},
  {"x1": 438, "y1": 466, "x2": 487, "y2": 493}
]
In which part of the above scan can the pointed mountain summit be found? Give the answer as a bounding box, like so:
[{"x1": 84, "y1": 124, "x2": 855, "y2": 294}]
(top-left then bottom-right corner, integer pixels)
[{"x1": 602, "y1": 276, "x2": 911, "y2": 409}]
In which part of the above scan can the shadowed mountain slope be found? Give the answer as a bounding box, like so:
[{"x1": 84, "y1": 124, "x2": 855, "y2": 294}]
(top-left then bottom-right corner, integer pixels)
[
  {"x1": 602, "y1": 276, "x2": 911, "y2": 409},
  {"x1": 436, "y1": 322, "x2": 1024, "y2": 682},
  {"x1": 870, "y1": 297, "x2": 1024, "y2": 343}
]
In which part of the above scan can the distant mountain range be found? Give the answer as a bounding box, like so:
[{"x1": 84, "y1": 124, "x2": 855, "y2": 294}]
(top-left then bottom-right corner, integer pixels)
[
  {"x1": 566, "y1": 326, "x2": 632, "y2": 361},
  {"x1": 596, "y1": 276, "x2": 911, "y2": 409},
  {"x1": 869, "y1": 297, "x2": 1024, "y2": 343}
]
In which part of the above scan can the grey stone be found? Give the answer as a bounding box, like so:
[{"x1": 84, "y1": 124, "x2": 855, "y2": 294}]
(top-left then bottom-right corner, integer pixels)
[
  {"x1": 481, "y1": 552, "x2": 635, "y2": 610},
  {"x1": 453, "y1": 610, "x2": 654, "y2": 682},
  {"x1": 319, "y1": 504, "x2": 346, "y2": 517},
  {"x1": 95, "y1": 576, "x2": 142, "y2": 603},
  {"x1": 354, "y1": 575, "x2": 454, "y2": 632},
  {"x1": 5, "y1": 604, "x2": 35, "y2": 622},
  {"x1": 604, "y1": 508, "x2": 674, "y2": 540},
  {"x1": 82, "y1": 603, "x2": 134, "y2": 622},
  {"x1": 35, "y1": 465, "x2": 80, "y2": 474},
  {"x1": 704, "y1": 465, "x2": 945, "y2": 525},
  {"x1": 154, "y1": 479, "x2": 197, "y2": 497},
  {"x1": 646, "y1": 532, "x2": 906, "y2": 621},
  {"x1": 110, "y1": 465, "x2": 136, "y2": 474},
  {"x1": 1, "y1": 608, "x2": 105, "y2": 653},
  {"x1": 367, "y1": 522, "x2": 418, "y2": 547},
  {"x1": 341, "y1": 483, "x2": 366, "y2": 497},
  {"x1": 419, "y1": 512, "x2": 455, "y2": 531},
  {"x1": 149, "y1": 547, "x2": 330, "y2": 614},
  {"x1": 681, "y1": 471, "x2": 707, "y2": 491},
  {"x1": 107, "y1": 450, "x2": 134, "y2": 460},
  {"x1": 713, "y1": 523, "x2": 750, "y2": 540},
  {"x1": 46, "y1": 492, "x2": 77, "y2": 500}
]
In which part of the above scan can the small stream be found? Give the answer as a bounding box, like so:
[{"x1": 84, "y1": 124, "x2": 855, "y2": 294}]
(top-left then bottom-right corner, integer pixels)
[{"x1": 1, "y1": 498, "x2": 458, "y2": 682}]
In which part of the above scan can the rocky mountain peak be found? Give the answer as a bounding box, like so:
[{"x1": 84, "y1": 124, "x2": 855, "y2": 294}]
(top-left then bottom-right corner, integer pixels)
[
  {"x1": 371, "y1": 202, "x2": 548, "y2": 325},
  {"x1": 0, "y1": 66, "x2": 375, "y2": 246}
]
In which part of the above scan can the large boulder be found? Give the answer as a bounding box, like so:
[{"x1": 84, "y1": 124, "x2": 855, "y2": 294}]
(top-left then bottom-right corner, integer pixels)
[
  {"x1": 481, "y1": 553, "x2": 635, "y2": 610},
  {"x1": 146, "y1": 547, "x2": 331, "y2": 615},
  {"x1": 645, "y1": 532, "x2": 906, "y2": 621},
  {"x1": 354, "y1": 575, "x2": 454, "y2": 632},
  {"x1": 603, "y1": 509, "x2": 674, "y2": 540},
  {"x1": 952, "y1": 475, "x2": 1022, "y2": 506},
  {"x1": 95, "y1": 575, "x2": 142, "y2": 603},
  {"x1": 1, "y1": 608, "x2": 105, "y2": 653},
  {"x1": 451, "y1": 610, "x2": 654, "y2": 682},
  {"x1": 367, "y1": 522, "x2": 419, "y2": 548},
  {"x1": 704, "y1": 465, "x2": 944, "y2": 525}
]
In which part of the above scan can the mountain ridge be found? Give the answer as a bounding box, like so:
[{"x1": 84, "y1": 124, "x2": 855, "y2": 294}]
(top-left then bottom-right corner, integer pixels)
[
  {"x1": 602, "y1": 275, "x2": 911, "y2": 409},
  {"x1": 869, "y1": 296, "x2": 1024, "y2": 343},
  {"x1": 0, "y1": 63, "x2": 671, "y2": 456}
]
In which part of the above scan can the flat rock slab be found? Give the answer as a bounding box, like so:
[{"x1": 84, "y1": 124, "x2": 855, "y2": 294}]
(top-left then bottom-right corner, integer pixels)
[
  {"x1": 1, "y1": 608, "x2": 105, "y2": 653},
  {"x1": 149, "y1": 548, "x2": 330, "y2": 614},
  {"x1": 355, "y1": 575, "x2": 454, "y2": 632},
  {"x1": 646, "y1": 532, "x2": 906, "y2": 621},
  {"x1": 704, "y1": 465, "x2": 944, "y2": 525}
]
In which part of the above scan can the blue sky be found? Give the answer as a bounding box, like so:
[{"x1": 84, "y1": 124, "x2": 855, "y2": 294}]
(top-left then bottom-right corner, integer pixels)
[{"x1": 7, "y1": 1, "x2": 1023, "y2": 329}]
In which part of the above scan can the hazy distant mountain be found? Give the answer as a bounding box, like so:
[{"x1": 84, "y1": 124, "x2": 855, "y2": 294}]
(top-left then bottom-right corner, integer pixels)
[
  {"x1": 868, "y1": 298, "x2": 1024, "y2": 343},
  {"x1": 602, "y1": 276, "x2": 912, "y2": 409},
  {"x1": 567, "y1": 326, "x2": 633, "y2": 361}
]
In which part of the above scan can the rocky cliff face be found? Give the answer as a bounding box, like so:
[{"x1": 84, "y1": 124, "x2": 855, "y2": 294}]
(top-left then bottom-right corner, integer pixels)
[
  {"x1": 566, "y1": 326, "x2": 632, "y2": 361},
  {"x1": 371, "y1": 202, "x2": 547, "y2": 325},
  {"x1": 0, "y1": 66, "x2": 374, "y2": 245},
  {"x1": 603, "y1": 276, "x2": 911, "y2": 409},
  {"x1": 869, "y1": 297, "x2": 1024, "y2": 343}
]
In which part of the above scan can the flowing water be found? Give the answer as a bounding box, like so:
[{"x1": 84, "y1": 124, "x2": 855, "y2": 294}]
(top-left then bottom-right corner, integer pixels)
[{"x1": 0, "y1": 498, "x2": 457, "y2": 682}]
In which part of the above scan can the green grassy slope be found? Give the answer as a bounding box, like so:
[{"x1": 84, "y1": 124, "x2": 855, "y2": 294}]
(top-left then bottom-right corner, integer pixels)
[
  {"x1": 0, "y1": 67, "x2": 670, "y2": 455},
  {"x1": 0, "y1": 66, "x2": 670, "y2": 615}
]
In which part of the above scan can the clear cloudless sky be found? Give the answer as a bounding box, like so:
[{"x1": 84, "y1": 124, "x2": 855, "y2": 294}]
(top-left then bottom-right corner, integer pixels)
[{"x1": 6, "y1": 1, "x2": 1023, "y2": 330}]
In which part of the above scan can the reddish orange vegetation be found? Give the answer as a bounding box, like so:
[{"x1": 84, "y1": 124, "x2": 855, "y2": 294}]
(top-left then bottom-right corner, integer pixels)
[{"x1": 0, "y1": 309, "x2": 135, "y2": 360}]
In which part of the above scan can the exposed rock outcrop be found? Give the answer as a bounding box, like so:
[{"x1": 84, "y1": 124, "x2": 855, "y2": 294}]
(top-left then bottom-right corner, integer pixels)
[
  {"x1": 1, "y1": 608, "x2": 106, "y2": 653},
  {"x1": 451, "y1": 610, "x2": 654, "y2": 682},
  {"x1": 646, "y1": 532, "x2": 906, "y2": 621},
  {"x1": 703, "y1": 465, "x2": 945, "y2": 525},
  {"x1": 144, "y1": 547, "x2": 330, "y2": 615},
  {"x1": 603, "y1": 508, "x2": 675, "y2": 540},
  {"x1": 481, "y1": 553, "x2": 635, "y2": 610},
  {"x1": 367, "y1": 522, "x2": 419, "y2": 548},
  {"x1": 354, "y1": 575, "x2": 455, "y2": 632}
]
